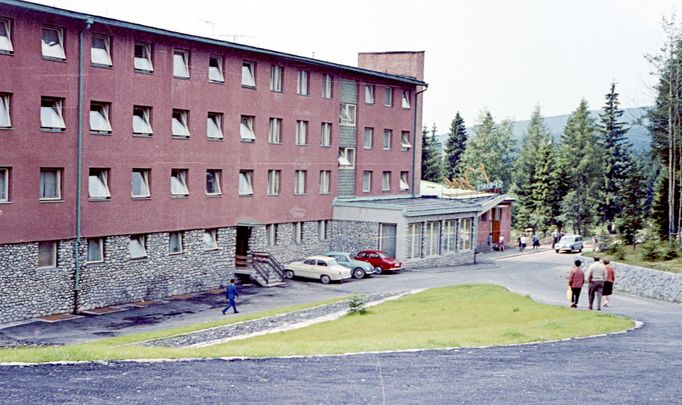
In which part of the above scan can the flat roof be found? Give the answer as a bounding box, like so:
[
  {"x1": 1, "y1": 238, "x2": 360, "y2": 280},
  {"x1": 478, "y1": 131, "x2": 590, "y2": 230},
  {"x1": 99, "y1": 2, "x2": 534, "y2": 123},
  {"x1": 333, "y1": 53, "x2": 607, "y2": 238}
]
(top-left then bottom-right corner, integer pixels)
[
  {"x1": 5, "y1": 0, "x2": 426, "y2": 86},
  {"x1": 333, "y1": 196, "x2": 498, "y2": 217}
]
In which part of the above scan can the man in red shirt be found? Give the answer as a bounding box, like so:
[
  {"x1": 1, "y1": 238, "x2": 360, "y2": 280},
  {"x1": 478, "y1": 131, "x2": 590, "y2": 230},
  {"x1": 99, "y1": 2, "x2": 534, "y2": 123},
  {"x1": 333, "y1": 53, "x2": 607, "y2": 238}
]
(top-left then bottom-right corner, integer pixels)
[{"x1": 567, "y1": 259, "x2": 584, "y2": 308}]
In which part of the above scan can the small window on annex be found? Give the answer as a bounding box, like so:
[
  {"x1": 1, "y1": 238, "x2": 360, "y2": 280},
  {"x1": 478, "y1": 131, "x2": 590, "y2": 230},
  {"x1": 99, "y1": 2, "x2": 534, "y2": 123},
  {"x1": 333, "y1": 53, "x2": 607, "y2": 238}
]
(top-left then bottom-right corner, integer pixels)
[
  {"x1": 134, "y1": 42, "x2": 153, "y2": 72},
  {"x1": 443, "y1": 219, "x2": 457, "y2": 252},
  {"x1": 40, "y1": 97, "x2": 66, "y2": 131},
  {"x1": 242, "y1": 61, "x2": 256, "y2": 87},
  {"x1": 90, "y1": 101, "x2": 112, "y2": 134},
  {"x1": 407, "y1": 222, "x2": 422, "y2": 259},
  {"x1": 173, "y1": 49, "x2": 190, "y2": 78},
  {"x1": 459, "y1": 218, "x2": 473, "y2": 250},
  {"x1": 171, "y1": 109, "x2": 190, "y2": 138},
  {"x1": 88, "y1": 168, "x2": 111, "y2": 200},
  {"x1": 87, "y1": 238, "x2": 104, "y2": 263},
  {"x1": 423, "y1": 221, "x2": 441, "y2": 257},
  {"x1": 91, "y1": 35, "x2": 112, "y2": 67},
  {"x1": 208, "y1": 56, "x2": 224, "y2": 82},
  {"x1": 240, "y1": 115, "x2": 256, "y2": 142},
  {"x1": 41, "y1": 27, "x2": 65, "y2": 60},
  {"x1": 0, "y1": 18, "x2": 14, "y2": 54},
  {"x1": 170, "y1": 169, "x2": 189, "y2": 197}
]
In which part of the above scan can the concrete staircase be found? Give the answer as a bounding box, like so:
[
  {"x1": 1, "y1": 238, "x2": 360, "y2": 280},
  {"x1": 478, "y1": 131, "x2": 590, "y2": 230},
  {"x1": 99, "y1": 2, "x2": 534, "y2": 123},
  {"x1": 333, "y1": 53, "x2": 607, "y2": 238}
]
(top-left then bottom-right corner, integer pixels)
[{"x1": 234, "y1": 252, "x2": 286, "y2": 287}]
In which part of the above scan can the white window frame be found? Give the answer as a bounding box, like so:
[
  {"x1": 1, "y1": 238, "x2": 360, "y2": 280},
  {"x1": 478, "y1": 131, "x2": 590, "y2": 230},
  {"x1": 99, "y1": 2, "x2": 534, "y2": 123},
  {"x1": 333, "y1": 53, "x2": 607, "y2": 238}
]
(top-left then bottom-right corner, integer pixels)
[
  {"x1": 134, "y1": 42, "x2": 153, "y2": 72},
  {"x1": 129, "y1": 234, "x2": 147, "y2": 259},
  {"x1": 295, "y1": 120, "x2": 308, "y2": 145},
  {"x1": 268, "y1": 118, "x2": 282, "y2": 144},
  {"x1": 40, "y1": 97, "x2": 66, "y2": 131},
  {"x1": 401, "y1": 131, "x2": 412, "y2": 150},
  {"x1": 294, "y1": 222, "x2": 303, "y2": 244},
  {"x1": 207, "y1": 112, "x2": 223, "y2": 139},
  {"x1": 407, "y1": 222, "x2": 423, "y2": 259},
  {"x1": 297, "y1": 70, "x2": 309, "y2": 96},
  {"x1": 206, "y1": 169, "x2": 222, "y2": 196},
  {"x1": 87, "y1": 238, "x2": 104, "y2": 263},
  {"x1": 239, "y1": 170, "x2": 254, "y2": 196},
  {"x1": 267, "y1": 170, "x2": 281, "y2": 195},
  {"x1": 338, "y1": 147, "x2": 355, "y2": 169},
  {"x1": 208, "y1": 56, "x2": 224, "y2": 83},
  {"x1": 424, "y1": 221, "x2": 441, "y2": 257},
  {"x1": 91, "y1": 34, "x2": 112, "y2": 67},
  {"x1": 266, "y1": 224, "x2": 278, "y2": 246},
  {"x1": 363, "y1": 127, "x2": 373, "y2": 149},
  {"x1": 459, "y1": 218, "x2": 473, "y2": 250},
  {"x1": 40, "y1": 168, "x2": 62, "y2": 201},
  {"x1": 365, "y1": 85, "x2": 375, "y2": 104},
  {"x1": 339, "y1": 103, "x2": 356, "y2": 126},
  {"x1": 173, "y1": 49, "x2": 190, "y2": 78},
  {"x1": 383, "y1": 129, "x2": 392, "y2": 150},
  {"x1": 242, "y1": 61, "x2": 256, "y2": 87},
  {"x1": 322, "y1": 74, "x2": 333, "y2": 98},
  {"x1": 169, "y1": 232, "x2": 183, "y2": 254},
  {"x1": 294, "y1": 170, "x2": 307, "y2": 195},
  {"x1": 170, "y1": 169, "x2": 189, "y2": 197},
  {"x1": 362, "y1": 171, "x2": 372, "y2": 193},
  {"x1": 319, "y1": 170, "x2": 331, "y2": 194},
  {"x1": 321, "y1": 122, "x2": 332, "y2": 147},
  {"x1": 402, "y1": 90, "x2": 411, "y2": 109},
  {"x1": 88, "y1": 168, "x2": 111, "y2": 200},
  {"x1": 443, "y1": 219, "x2": 457, "y2": 252},
  {"x1": 384, "y1": 87, "x2": 393, "y2": 107},
  {"x1": 131, "y1": 169, "x2": 151, "y2": 198},
  {"x1": 203, "y1": 229, "x2": 218, "y2": 250},
  {"x1": 400, "y1": 171, "x2": 410, "y2": 191},
  {"x1": 0, "y1": 93, "x2": 11, "y2": 128},
  {"x1": 240, "y1": 115, "x2": 256, "y2": 142},
  {"x1": 41, "y1": 27, "x2": 65, "y2": 60},
  {"x1": 270, "y1": 65, "x2": 283, "y2": 92},
  {"x1": 172, "y1": 109, "x2": 190, "y2": 138},
  {"x1": 0, "y1": 167, "x2": 8, "y2": 202},
  {"x1": 382, "y1": 171, "x2": 391, "y2": 191},
  {"x1": 318, "y1": 220, "x2": 329, "y2": 241},
  {"x1": 132, "y1": 105, "x2": 153, "y2": 136},
  {"x1": 89, "y1": 101, "x2": 112, "y2": 133},
  {"x1": 37, "y1": 241, "x2": 57, "y2": 268},
  {"x1": 0, "y1": 18, "x2": 13, "y2": 54}
]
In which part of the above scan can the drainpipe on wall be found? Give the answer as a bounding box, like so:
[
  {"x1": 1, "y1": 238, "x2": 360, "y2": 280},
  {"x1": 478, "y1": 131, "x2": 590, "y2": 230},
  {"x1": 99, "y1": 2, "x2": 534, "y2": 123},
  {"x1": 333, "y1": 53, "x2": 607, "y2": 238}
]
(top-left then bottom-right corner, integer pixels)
[
  {"x1": 73, "y1": 17, "x2": 93, "y2": 314},
  {"x1": 411, "y1": 84, "x2": 429, "y2": 197}
]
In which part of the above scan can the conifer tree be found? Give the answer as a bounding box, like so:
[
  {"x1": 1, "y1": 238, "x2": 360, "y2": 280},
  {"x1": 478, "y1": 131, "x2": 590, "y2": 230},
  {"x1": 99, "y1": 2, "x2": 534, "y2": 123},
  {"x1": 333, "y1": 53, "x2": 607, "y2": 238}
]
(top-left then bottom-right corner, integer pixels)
[
  {"x1": 619, "y1": 158, "x2": 644, "y2": 247},
  {"x1": 445, "y1": 112, "x2": 467, "y2": 179},
  {"x1": 421, "y1": 125, "x2": 444, "y2": 182}
]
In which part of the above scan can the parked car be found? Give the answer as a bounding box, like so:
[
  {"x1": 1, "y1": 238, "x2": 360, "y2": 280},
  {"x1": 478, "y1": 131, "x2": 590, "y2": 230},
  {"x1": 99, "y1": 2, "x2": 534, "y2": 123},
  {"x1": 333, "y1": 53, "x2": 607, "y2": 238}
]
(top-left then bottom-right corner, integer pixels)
[
  {"x1": 284, "y1": 256, "x2": 352, "y2": 284},
  {"x1": 325, "y1": 251, "x2": 377, "y2": 279},
  {"x1": 555, "y1": 234, "x2": 584, "y2": 253},
  {"x1": 354, "y1": 250, "x2": 403, "y2": 274}
]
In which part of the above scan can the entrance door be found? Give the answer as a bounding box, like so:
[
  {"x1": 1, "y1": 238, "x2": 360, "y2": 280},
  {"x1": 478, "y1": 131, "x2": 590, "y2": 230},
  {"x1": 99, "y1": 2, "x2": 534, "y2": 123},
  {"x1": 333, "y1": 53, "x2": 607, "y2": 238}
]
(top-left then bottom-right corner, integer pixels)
[
  {"x1": 379, "y1": 223, "x2": 397, "y2": 258},
  {"x1": 235, "y1": 226, "x2": 251, "y2": 267},
  {"x1": 492, "y1": 220, "x2": 501, "y2": 245}
]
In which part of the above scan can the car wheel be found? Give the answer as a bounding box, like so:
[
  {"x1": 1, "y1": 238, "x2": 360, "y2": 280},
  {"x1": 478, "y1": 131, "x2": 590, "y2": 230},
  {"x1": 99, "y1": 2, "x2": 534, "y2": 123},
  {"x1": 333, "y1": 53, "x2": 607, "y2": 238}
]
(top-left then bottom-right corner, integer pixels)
[
  {"x1": 285, "y1": 270, "x2": 294, "y2": 279},
  {"x1": 555, "y1": 249, "x2": 560, "y2": 253},
  {"x1": 353, "y1": 268, "x2": 366, "y2": 279},
  {"x1": 320, "y1": 275, "x2": 331, "y2": 284},
  {"x1": 578, "y1": 248, "x2": 582, "y2": 253},
  {"x1": 374, "y1": 266, "x2": 383, "y2": 275}
]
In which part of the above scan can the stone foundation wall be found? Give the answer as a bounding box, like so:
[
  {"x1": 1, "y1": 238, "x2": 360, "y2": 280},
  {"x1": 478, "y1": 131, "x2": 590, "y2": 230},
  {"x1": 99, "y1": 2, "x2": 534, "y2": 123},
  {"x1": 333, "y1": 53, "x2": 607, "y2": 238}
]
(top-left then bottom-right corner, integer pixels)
[
  {"x1": 329, "y1": 220, "x2": 378, "y2": 254},
  {"x1": 256, "y1": 222, "x2": 334, "y2": 264},
  {"x1": 404, "y1": 250, "x2": 475, "y2": 270}
]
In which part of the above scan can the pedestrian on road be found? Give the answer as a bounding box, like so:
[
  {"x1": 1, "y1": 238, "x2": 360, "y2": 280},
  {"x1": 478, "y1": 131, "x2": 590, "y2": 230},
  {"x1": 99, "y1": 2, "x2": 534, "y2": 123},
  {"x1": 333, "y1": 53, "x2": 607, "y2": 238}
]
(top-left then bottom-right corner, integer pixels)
[
  {"x1": 487, "y1": 233, "x2": 493, "y2": 252},
  {"x1": 532, "y1": 234, "x2": 540, "y2": 249},
  {"x1": 586, "y1": 256, "x2": 606, "y2": 310},
  {"x1": 592, "y1": 235, "x2": 599, "y2": 252},
  {"x1": 567, "y1": 259, "x2": 584, "y2": 308},
  {"x1": 222, "y1": 279, "x2": 240, "y2": 315},
  {"x1": 499, "y1": 235, "x2": 505, "y2": 251},
  {"x1": 603, "y1": 258, "x2": 616, "y2": 307},
  {"x1": 519, "y1": 235, "x2": 527, "y2": 252}
]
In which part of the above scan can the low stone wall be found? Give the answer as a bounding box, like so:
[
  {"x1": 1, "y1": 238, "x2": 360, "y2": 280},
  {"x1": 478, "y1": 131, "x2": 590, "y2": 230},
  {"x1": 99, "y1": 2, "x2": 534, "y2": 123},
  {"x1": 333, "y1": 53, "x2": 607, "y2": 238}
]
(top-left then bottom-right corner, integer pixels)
[
  {"x1": 578, "y1": 256, "x2": 682, "y2": 303},
  {"x1": 405, "y1": 251, "x2": 475, "y2": 270}
]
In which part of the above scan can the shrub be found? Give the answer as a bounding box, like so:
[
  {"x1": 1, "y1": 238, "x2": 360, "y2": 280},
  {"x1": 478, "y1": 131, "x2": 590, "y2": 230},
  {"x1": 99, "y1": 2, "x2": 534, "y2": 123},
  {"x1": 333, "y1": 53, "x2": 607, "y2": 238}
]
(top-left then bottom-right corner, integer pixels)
[
  {"x1": 641, "y1": 240, "x2": 661, "y2": 262},
  {"x1": 610, "y1": 244, "x2": 626, "y2": 261},
  {"x1": 348, "y1": 294, "x2": 368, "y2": 314},
  {"x1": 663, "y1": 245, "x2": 679, "y2": 260}
]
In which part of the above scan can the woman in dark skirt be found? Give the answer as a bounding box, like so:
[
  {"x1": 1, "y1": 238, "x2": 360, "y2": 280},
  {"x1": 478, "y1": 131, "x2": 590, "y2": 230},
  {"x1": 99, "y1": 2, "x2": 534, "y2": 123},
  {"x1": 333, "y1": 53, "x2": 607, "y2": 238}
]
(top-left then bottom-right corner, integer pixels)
[{"x1": 603, "y1": 258, "x2": 616, "y2": 306}]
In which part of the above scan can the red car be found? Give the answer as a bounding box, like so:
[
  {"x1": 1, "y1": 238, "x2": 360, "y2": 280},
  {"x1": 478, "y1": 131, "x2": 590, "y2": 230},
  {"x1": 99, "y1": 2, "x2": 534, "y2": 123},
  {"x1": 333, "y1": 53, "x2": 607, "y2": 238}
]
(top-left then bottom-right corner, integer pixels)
[{"x1": 354, "y1": 250, "x2": 402, "y2": 274}]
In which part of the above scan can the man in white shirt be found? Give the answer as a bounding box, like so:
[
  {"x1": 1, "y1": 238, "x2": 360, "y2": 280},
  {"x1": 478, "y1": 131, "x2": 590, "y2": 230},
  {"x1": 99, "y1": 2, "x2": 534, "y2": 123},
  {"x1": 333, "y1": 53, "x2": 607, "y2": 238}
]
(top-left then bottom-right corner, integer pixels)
[{"x1": 586, "y1": 256, "x2": 606, "y2": 310}]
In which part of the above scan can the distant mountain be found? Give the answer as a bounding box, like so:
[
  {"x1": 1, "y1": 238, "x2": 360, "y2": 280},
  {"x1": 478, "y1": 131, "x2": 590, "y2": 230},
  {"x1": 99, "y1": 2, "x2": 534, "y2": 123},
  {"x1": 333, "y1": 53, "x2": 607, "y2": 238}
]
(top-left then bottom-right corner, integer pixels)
[{"x1": 433, "y1": 106, "x2": 651, "y2": 154}]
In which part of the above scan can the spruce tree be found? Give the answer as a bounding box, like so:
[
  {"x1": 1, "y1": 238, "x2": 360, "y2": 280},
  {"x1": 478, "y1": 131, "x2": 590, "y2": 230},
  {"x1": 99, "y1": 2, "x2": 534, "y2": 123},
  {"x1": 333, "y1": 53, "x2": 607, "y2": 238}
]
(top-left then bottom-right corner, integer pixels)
[
  {"x1": 445, "y1": 112, "x2": 467, "y2": 179},
  {"x1": 619, "y1": 157, "x2": 644, "y2": 247},
  {"x1": 421, "y1": 125, "x2": 444, "y2": 182}
]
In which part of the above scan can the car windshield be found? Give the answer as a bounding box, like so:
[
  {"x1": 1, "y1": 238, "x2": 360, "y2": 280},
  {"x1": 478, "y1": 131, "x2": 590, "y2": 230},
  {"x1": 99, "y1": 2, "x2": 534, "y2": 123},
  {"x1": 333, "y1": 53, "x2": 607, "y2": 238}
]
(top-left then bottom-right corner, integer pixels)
[
  {"x1": 561, "y1": 237, "x2": 576, "y2": 243},
  {"x1": 377, "y1": 252, "x2": 388, "y2": 259},
  {"x1": 326, "y1": 258, "x2": 339, "y2": 266},
  {"x1": 335, "y1": 255, "x2": 350, "y2": 263}
]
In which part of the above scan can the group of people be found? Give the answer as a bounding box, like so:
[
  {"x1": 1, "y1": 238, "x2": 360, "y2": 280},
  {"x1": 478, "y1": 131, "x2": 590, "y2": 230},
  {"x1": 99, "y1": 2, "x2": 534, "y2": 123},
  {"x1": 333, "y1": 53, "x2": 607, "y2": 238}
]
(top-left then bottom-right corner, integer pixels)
[
  {"x1": 567, "y1": 256, "x2": 616, "y2": 310},
  {"x1": 517, "y1": 234, "x2": 541, "y2": 251}
]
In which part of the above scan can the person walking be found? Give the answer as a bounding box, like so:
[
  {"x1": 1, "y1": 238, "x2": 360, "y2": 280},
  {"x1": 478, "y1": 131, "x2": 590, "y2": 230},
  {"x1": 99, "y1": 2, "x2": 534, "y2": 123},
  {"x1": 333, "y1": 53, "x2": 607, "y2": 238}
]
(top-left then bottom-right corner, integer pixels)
[
  {"x1": 499, "y1": 235, "x2": 505, "y2": 252},
  {"x1": 222, "y1": 278, "x2": 240, "y2": 315},
  {"x1": 603, "y1": 259, "x2": 616, "y2": 307},
  {"x1": 532, "y1": 234, "x2": 540, "y2": 249},
  {"x1": 487, "y1": 233, "x2": 493, "y2": 252},
  {"x1": 519, "y1": 235, "x2": 527, "y2": 252},
  {"x1": 567, "y1": 259, "x2": 584, "y2": 308},
  {"x1": 586, "y1": 257, "x2": 606, "y2": 310}
]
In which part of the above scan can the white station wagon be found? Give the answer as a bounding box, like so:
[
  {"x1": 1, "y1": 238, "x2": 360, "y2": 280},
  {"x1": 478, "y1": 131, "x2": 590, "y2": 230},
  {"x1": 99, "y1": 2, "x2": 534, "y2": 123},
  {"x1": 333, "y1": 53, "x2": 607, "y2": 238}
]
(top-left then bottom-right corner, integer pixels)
[{"x1": 284, "y1": 255, "x2": 352, "y2": 284}]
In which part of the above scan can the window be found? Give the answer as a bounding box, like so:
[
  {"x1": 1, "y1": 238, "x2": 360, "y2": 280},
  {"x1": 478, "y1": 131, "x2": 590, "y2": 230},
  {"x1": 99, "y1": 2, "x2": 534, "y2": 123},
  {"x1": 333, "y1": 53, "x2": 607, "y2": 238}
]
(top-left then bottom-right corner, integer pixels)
[
  {"x1": 424, "y1": 221, "x2": 441, "y2": 257},
  {"x1": 207, "y1": 112, "x2": 223, "y2": 139},
  {"x1": 132, "y1": 106, "x2": 153, "y2": 136},
  {"x1": 240, "y1": 115, "x2": 256, "y2": 142},
  {"x1": 129, "y1": 235, "x2": 147, "y2": 259},
  {"x1": 297, "y1": 70, "x2": 309, "y2": 95},
  {"x1": 0, "y1": 167, "x2": 8, "y2": 202},
  {"x1": 169, "y1": 232, "x2": 183, "y2": 254},
  {"x1": 203, "y1": 229, "x2": 218, "y2": 250},
  {"x1": 88, "y1": 168, "x2": 111, "y2": 200},
  {"x1": 363, "y1": 127, "x2": 373, "y2": 149},
  {"x1": 90, "y1": 102, "x2": 112, "y2": 133},
  {"x1": 42, "y1": 27, "x2": 65, "y2": 60},
  {"x1": 242, "y1": 61, "x2": 256, "y2": 87},
  {"x1": 172, "y1": 109, "x2": 190, "y2": 138},
  {"x1": 384, "y1": 87, "x2": 393, "y2": 107},
  {"x1": 239, "y1": 170, "x2": 253, "y2": 195},
  {"x1": 0, "y1": 93, "x2": 10, "y2": 128},
  {"x1": 362, "y1": 171, "x2": 372, "y2": 192},
  {"x1": 40, "y1": 97, "x2": 65, "y2": 131},
  {"x1": 134, "y1": 43, "x2": 153, "y2": 72},
  {"x1": 338, "y1": 148, "x2": 355, "y2": 168},
  {"x1": 339, "y1": 103, "x2": 356, "y2": 126},
  {"x1": 268, "y1": 118, "x2": 282, "y2": 143},
  {"x1": 170, "y1": 169, "x2": 189, "y2": 197},
  {"x1": 400, "y1": 171, "x2": 410, "y2": 191},
  {"x1": 443, "y1": 219, "x2": 457, "y2": 252},
  {"x1": 459, "y1": 218, "x2": 473, "y2": 250},
  {"x1": 270, "y1": 65, "x2": 283, "y2": 92},
  {"x1": 208, "y1": 56, "x2": 224, "y2": 82},
  {"x1": 267, "y1": 170, "x2": 280, "y2": 195},
  {"x1": 318, "y1": 220, "x2": 329, "y2": 241},
  {"x1": 266, "y1": 224, "x2": 278, "y2": 246},
  {"x1": 173, "y1": 49, "x2": 190, "y2": 78},
  {"x1": 0, "y1": 18, "x2": 13, "y2": 54},
  {"x1": 295, "y1": 120, "x2": 308, "y2": 145},
  {"x1": 320, "y1": 122, "x2": 332, "y2": 147},
  {"x1": 40, "y1": 168, "x2": 62, "y2": 200},
  {"x1": 294, "y1": 170, "x2": 307, "y2": 195},
  {"x1": 91, "y1": 35, "x2": 112, "y2": 67},
  {"x1": 322, "y1": 74, "x2": 333, "y2": 98},
  {"x1": 319, "y1": 170, "x2": 331, "y2": 194},
  {"x1": 294, "y1": 222, "x2": 303, "y2": 244},
  {"x1": 87, "y1": 238, "x2": 104, "y2": 263},
  {"x1": 383, "y1": 129, "x2": 392, "y2": 150},
  {"x1": 481, "y1": 211, "x2": 488, "y2": 222},
  {"x1": 206, "y1": 169, "x2": 222, "y2": 196},
  {"x1": 382, "y1": 171, "x2": 391, "y2": 191},
  {"x1": 401, "y1": 131, "x2": 412, "y2": 150},
  {"x1": 402, "y1": 90, "x2": 411, "y2": 109},
  {"x1": 407, "y1": 223, "x2": 422, "y2": 259},
  {"x1": 131, "y1": 169, "x2": 151, "y2": 198},
  {"x1": 365, "y1": 85, "x2": 375, "y2": 104},
  {"x1": 38, "y1": 241, "x2": 57, "y2": 268}
]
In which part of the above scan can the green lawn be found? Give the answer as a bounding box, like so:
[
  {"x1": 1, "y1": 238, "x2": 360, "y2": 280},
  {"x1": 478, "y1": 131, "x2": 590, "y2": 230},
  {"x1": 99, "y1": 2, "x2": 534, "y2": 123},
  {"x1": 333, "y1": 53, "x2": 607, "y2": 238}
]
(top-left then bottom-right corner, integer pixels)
[
  {"x1": 583, "y1": 248, "x2": 682, "y2": 273},
  {"x1": 0, "y1": 285, "x2": 633, "y2": 363}
]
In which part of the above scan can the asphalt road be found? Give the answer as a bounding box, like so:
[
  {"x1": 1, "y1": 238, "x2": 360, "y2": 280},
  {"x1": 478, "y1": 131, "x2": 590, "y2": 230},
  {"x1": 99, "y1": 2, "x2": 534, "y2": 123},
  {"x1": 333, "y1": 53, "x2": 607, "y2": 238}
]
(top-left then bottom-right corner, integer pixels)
[{"x1": 1, "y1": 250, "x2": 681, "y2": 404}]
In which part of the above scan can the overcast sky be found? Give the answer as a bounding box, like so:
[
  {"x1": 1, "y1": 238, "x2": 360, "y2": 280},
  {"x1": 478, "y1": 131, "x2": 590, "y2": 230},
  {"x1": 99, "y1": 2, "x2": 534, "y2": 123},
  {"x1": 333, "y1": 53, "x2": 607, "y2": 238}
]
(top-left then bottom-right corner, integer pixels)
[{"x1": 30, "y1": 0, "x2": 678, "y2": 132}]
